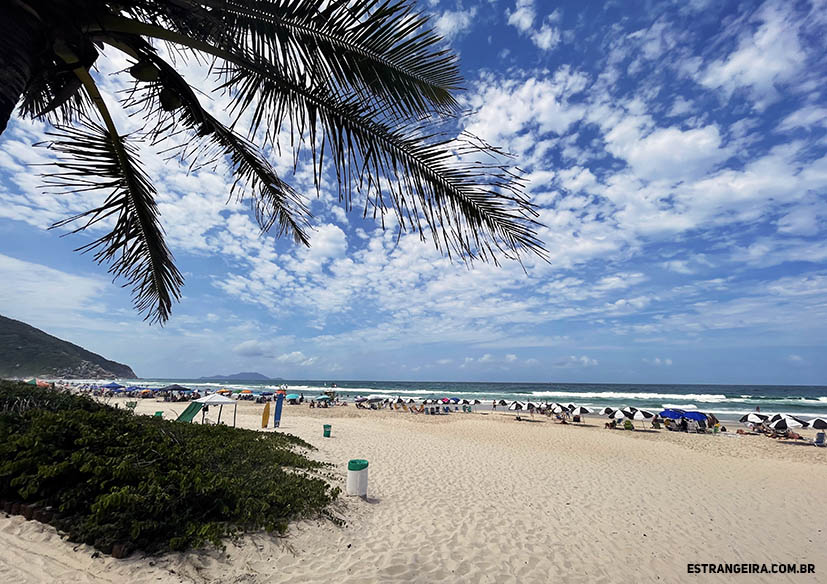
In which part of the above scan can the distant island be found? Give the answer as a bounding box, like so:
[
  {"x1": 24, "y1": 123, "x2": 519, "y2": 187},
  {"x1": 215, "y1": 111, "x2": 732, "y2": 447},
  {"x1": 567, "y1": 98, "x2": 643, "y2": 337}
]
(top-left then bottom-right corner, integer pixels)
[
  {"x1": 0, "y1": 315, "x2": 137, "y2": 379},
  {"x1": 197, "y1": 372, "x2": 280, "y2": 381}
]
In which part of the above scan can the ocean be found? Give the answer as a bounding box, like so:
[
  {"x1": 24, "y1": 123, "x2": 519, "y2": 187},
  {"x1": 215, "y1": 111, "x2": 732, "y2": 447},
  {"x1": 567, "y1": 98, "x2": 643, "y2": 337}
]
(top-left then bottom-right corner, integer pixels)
[{"x1": 103, "y1": 379, "x2": 827, "y2": 421}]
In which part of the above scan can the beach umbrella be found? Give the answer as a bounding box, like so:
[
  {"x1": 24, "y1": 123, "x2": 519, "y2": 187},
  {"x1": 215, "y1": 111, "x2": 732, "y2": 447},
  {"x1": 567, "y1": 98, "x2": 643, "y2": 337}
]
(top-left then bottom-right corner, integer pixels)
[
  {"x1": 768, "y1": 417, "x2": 804, "y2": 431},
  {"x1": 599, "y1": 407, "x2": 616, "y2": 416},
  {"x1": 497, "y1": 399, "x2": 508, "y2": 406},
  {"x1": 682, "y1": 411, "x2": 707, "y2": 422},
  {"x1": 367, "y1": 395, "x2": 385, "y2": 402},
  {"x1": 240, "y1": 389, "x2": 253, "y2": 394},
  {"x1": 551, "y1": 404, "x2": 567, "y2": 414},
  {"x1": 631, "y1": 409, "x2": 655, "y2": 421},
  {"x1": 407, "y1": 398, "x2": 416, "y2": 404},
  {"x1": 508, "y1": 401, "x2": 526, "y2": 411},
  {"x1": 612, "y1": 409, "x2": 628, "y2": 420},
  {"x1": 472, "y1": 399, "x2": 482, "y2": 405},
  {"x1": 162, "y1": 384, "x2": 190, "y2": 392},
  {"x1": 354, "y1": 396, "x2": 368, "y2": 403},
  {"x1": 25, "y1": 378, "x2": 37, "y2": 385},
  {"x1": 807, "y1": 418, "x2": 827, "y2": 430},
  {"x1": 441, "y1": 398, "x2": 451, "y2": 404},
  {"x1": 570, "y1": 406, "x2": 591, "y2": 416},
  {"x1": 461, "y1": 399, "x2": 470, "y2": 405},
  {"x1": 450, "y1": 397, "x2": 460, "y2": 404},
  {"x1": 527, "y1": 401, "x2": 539, "y2": 409},
  {"x1": 660, "y1": 409, "x2": 684, "y2": 419},
  {"x1": 317, "y1": 395, "x2": 331, "y2": 401},
  {"x1": 739, "y1": 413, "x2": 768, "y2": 424},
  {"x1": 286, "y1": 393, "x2": 300, "y2": 400},
  {"x1": 621, "y1": 406, "x2": 638, "y2": 416}
]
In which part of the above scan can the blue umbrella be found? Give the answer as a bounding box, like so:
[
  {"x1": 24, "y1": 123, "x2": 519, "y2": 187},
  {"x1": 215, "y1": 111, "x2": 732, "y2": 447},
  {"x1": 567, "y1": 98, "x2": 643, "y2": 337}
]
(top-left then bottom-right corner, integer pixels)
[
  {"x1": 682, "y1": 411, "x2": 707, "y2": 422},
  {"x1": 316, "y1": 395, "x2": 331, "y2": 401},
  {"x1": 659, "y1": 409, "x2": 684, "y2": 419}
]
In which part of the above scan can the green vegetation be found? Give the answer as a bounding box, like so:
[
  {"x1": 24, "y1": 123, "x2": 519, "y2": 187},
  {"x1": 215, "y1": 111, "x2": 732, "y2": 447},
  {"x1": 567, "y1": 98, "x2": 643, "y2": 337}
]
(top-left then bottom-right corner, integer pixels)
[
  {"x1": 0, "y1": 315, "x2": 137, "y2": 378},
  {"x1": 0, "y1": 380, "x2": 339, "y2": 555}
]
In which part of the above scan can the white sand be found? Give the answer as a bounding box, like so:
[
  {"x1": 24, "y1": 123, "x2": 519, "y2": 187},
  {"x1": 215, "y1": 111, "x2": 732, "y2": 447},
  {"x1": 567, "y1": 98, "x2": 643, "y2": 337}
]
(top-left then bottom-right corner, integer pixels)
[{"x1": 2, "y1": 398, "x2": 825, "y2": 583}]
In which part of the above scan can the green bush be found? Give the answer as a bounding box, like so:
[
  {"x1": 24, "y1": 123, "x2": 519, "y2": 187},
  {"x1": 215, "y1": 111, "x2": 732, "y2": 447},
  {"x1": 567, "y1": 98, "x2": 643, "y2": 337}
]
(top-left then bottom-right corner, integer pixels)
[{"x1": 0, "y1": 380, "x2": 339, "y2": 554}]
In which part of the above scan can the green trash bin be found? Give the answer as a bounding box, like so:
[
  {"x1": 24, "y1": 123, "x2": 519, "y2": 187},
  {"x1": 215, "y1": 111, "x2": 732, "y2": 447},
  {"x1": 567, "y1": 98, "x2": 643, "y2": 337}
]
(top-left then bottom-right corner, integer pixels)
[
  {"x1": 346, "y1": 459, "x2": 369, "y2": 496},
  {"x1": 323, "y1": 424, "x2": 332, "y2": 438}
]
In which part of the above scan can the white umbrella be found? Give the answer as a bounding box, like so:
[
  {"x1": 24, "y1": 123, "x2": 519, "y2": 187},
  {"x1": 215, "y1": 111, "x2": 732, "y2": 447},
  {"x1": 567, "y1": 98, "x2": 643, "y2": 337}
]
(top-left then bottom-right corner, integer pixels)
[
  {"x1": 768, "y1": 417, "x2": 804, "y2": 431},
  {"x1": 806, "y1": 418, "x2": 827, "y2": 430},
  {"x1": 508, "y1": 401, "x2": 526, "y2": 411},
  {"x1": 599, "y1": 407, "x2": 615, "y2": 416},
  {"x1": 632, "y1": 409, "x2": 655, "y2": 421},
  {"x1": 570, "y1": 406, "x2": 591, "y2": 416},
  {"x1": 740, "y1": 413, "x2": 768, "y2": 424}
]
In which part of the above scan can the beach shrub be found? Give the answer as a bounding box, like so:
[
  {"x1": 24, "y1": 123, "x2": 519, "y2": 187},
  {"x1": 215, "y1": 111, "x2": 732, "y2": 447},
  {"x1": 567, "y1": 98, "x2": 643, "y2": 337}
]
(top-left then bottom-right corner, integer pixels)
[{"x1": 0, "y1": 380, "x2": 339, "y2": 554}]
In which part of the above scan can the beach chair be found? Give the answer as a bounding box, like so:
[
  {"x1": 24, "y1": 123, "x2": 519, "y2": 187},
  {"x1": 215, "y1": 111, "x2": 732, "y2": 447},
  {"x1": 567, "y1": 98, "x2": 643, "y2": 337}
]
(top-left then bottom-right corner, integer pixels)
[
  {"x1": 813, "y1": 432, "x2": 826, "y2": 447},
  {"x1": 153, "y1": 411, "x2": 164, "y2": 418},
  {"x1": 175, "y1": 402, "x2": 203, "y2": 423},
  {"x1": 623, "y1": 419, "x2": 634, "y2": 431}
]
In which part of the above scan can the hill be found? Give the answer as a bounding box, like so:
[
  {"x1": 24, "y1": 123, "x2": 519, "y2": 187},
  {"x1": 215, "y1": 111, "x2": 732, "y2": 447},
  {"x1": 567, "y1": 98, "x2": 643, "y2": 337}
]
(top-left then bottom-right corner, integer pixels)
[
  {"x1": 0, "y1": 315, "x2": 137, "y2": 379},
  {"x1": 197, "y1": 372, "x2": 273, "y2": 381}
]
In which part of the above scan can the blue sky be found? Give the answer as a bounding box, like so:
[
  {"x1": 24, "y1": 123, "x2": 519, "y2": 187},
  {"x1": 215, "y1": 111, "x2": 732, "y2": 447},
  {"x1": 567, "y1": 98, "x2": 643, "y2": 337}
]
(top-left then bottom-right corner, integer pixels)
[{"x1": 1, "y1": 0, "x2": 826, "y2": 384}]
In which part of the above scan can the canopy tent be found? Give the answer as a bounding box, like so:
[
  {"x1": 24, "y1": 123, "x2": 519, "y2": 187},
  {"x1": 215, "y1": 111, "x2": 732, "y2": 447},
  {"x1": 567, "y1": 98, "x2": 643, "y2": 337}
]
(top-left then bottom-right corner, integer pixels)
[
  {"x1": 161, "y1": 384, "x2": 191, "y2": 392},
  {"x1": 195, "y1": 393, "x2": 238, "y2": 426},
  {"x1": 101, "y1": 381, "x2": 124, "y2": 389}
]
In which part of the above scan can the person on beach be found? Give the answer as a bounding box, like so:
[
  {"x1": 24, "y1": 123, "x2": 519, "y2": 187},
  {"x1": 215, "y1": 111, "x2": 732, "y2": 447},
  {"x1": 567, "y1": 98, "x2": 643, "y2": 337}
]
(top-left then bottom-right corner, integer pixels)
[{"x1": 492, "y1": 400, "x2": 497, "y2": 410}]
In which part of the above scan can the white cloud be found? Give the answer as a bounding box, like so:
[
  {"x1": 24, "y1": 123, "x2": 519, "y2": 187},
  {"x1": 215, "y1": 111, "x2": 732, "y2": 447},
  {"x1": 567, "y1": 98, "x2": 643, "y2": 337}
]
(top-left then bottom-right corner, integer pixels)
[
  {"x1": 507, "y1": 2, "x2": 562, "y2": 51},
  {"x1": 643, "y1": 357, "x2": 673, "y2": 366},
  {"x1": 506, "y1": 0, "x2": 535, "y2": 32},
  {"x1": 699, "y1": 1, "x2": 806, "y2": 109},
  {"x1": 0, "y1": 254, "x2": 109, "y2": 326},
  {"x1": 275, "y1": 351, "x2": 317, "y2": 367},
  {"x1": 434, "y1": 7, "x2": 478, "y2": 41},
  {"x1": 554, "y1": 355, "x2": 598, "y2": 368},
  {"x1": 233, "y1": 340, "x2": 273, "y2": 358}
]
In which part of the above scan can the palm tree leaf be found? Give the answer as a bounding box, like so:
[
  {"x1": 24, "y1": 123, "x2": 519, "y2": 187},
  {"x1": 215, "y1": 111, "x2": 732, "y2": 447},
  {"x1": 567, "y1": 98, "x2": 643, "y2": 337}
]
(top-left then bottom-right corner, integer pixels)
[
  {"x1": 192, "y1": 0, "x2": 461, "y2": 117},
  {"x1": 42, "y1": 119, "x2": 183, "y2": 324},
  {"x1": 115, "y1": 40, "x2": 312, "y2": 245},
  {"x1": 221, "y1": 61, "x2": 546, "y2": 262}
]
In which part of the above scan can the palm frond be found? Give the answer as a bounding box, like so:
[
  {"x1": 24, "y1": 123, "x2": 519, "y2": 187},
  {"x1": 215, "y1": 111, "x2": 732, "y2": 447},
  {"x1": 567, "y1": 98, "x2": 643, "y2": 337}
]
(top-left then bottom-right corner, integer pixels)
[
  {"x1": 192, "y1": 0, "x2": 461, "y2": 117},
  {"x1": 116, "y1": 39, "x2": 312, "y2": 244},
  {"x1": 42, "y1": 120, "x2": 183, "y2": 323},
  {"x1": 221, "y1": 61, "x2": 546, "y2": 262}
]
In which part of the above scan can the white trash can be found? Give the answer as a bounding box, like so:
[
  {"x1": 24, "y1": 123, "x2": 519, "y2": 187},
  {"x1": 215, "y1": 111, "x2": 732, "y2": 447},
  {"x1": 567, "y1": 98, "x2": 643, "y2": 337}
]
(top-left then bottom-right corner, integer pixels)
[{"x1": 346, "y1": 459, "x2": 369, "y2": 497}]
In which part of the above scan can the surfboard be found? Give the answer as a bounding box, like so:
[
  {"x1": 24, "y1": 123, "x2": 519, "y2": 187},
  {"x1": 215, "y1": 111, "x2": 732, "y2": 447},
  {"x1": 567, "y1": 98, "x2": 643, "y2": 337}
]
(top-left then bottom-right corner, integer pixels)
[
  {"x1": 273, "y1": 393, "x2": 285, "y2": 428},
  {"x1": 261, "y1": 401, "x2": 271, "y2": 428}
]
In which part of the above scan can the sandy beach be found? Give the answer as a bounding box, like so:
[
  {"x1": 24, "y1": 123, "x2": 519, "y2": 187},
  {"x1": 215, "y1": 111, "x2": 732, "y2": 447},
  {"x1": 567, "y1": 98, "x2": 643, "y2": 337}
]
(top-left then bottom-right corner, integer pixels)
[{"x1": 2, "y1": 397, "x2": 825, "y2": 583}]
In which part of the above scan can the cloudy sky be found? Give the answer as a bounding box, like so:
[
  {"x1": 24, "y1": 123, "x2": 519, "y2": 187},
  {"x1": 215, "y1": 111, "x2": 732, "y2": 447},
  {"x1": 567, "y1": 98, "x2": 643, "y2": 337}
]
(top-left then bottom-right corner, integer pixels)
[{"x1": 1, "y1": 0, "x2": 825, "y2": 384}]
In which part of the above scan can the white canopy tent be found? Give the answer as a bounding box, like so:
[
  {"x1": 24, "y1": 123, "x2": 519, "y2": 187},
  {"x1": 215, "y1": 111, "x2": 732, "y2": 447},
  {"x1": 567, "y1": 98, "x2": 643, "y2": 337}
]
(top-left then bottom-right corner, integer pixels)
[{"x1": 195, "y1": 393, "x2": 238, "y2": 426}]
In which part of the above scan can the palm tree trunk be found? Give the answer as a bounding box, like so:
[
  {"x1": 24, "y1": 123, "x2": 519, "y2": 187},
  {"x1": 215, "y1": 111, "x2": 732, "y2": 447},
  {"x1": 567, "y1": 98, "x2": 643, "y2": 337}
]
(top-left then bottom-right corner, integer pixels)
[{"x1": 0, "y1": 2, "x2": 42, "y2": 134}]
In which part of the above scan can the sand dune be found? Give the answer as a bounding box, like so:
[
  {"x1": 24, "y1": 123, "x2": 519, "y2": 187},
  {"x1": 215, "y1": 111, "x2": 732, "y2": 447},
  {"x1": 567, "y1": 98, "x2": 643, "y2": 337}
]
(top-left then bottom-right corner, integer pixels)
[{"x1": 1, "y1": 399, "x2": 825, "y2": 583}]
